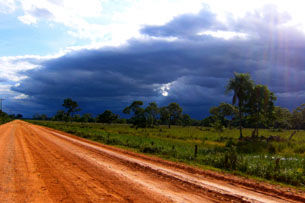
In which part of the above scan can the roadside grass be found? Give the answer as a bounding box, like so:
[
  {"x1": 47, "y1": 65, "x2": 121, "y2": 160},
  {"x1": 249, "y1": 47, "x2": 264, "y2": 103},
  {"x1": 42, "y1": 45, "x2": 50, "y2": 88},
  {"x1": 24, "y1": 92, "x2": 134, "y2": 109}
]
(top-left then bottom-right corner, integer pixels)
[{"x1": 28, "y1": 120, "x2": 305, "y2": 187}]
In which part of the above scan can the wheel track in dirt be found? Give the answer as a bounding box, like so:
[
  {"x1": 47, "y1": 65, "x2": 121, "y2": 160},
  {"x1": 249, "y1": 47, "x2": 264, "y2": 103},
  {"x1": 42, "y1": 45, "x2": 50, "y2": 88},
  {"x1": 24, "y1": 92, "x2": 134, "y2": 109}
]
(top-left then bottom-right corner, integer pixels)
[{"x1": 0, "y1": 120, "x2": 304, "y2": 203}]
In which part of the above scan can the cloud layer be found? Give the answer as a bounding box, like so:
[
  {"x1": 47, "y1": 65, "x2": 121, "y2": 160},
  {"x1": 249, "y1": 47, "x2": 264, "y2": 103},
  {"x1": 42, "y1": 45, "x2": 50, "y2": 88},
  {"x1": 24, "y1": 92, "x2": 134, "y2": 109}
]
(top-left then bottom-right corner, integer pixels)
[{"x1": 8, "y1": 6, "x2": 305, "y2": 118}]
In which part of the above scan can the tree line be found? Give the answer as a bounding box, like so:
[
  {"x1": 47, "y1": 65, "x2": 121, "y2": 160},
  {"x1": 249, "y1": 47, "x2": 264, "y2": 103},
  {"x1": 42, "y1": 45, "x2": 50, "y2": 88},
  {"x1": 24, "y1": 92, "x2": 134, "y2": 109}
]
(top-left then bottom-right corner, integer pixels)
[
  {"x1": 32, "y1": 73, "x2": 305, "y2": 132},
  {"x1": 0, "y1": 110, "x2": 23, "y2": 124},
  {"x1": 33, "y1": 98, "x2": 193, "y2": 127}
]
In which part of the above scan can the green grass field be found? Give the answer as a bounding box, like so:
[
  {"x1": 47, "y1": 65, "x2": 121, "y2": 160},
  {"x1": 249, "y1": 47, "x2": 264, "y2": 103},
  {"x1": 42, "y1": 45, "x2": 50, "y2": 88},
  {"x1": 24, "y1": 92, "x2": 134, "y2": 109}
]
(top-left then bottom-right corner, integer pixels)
[{"x1": 29, "y1": 120, "x2": 305, "y2": 187}]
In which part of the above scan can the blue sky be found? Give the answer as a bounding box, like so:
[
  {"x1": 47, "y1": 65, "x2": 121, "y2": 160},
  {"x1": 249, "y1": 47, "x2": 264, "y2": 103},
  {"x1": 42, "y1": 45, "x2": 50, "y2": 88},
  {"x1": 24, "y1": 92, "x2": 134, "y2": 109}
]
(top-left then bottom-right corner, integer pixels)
[{"x1": 0, "y1": 0, "x2": 304, "y2": 118}]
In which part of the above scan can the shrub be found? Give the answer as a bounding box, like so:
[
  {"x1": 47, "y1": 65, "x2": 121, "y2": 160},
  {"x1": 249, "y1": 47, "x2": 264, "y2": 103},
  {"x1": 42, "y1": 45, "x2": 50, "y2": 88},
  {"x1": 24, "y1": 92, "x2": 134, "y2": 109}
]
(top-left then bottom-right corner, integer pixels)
[{"x1": 223, "y1": 148, "x2": 238, "y2": 170}]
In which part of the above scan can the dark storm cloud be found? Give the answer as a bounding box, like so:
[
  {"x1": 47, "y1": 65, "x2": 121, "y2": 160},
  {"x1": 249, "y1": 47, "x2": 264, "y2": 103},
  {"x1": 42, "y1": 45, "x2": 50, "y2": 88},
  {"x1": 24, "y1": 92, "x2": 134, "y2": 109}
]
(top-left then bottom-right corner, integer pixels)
[
  {"x1": 141, "y1": 8, "x2": 222, "y2": 38},
  {"x1": 12, "y1": 6, "x2": 305, "y2": 118}
]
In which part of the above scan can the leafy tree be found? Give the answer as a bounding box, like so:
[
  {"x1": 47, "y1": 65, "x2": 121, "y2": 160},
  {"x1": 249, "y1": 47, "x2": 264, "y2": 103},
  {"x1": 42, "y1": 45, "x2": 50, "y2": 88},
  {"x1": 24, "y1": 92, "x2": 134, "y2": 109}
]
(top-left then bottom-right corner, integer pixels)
[
  {"x1": 33, "y1": 113, "x2": 48, "y2": 120},
  {"x1": 62, "y1": 98, "x2": 81, "y2": 118},
  {"x1": 145, "y1": 102, "x2": 159, "y2": 127},
  {"x1": 167, "y1": 102, "x2": 183, "y2": 128},
  {"x1": 16, "y1": 114, "x2": 23, "y2": 119},
  {"x1": 273, "y1": 106, "x2": 292, "y2": 129},
  {"x1": 123, "y1": 101, "x2": 143, "y2": 115},
  {"x1": 97, "y1": 110, "x2": 118, "y2": 124},
  {"x1": 73, "y1": 114, "x2": 81, "y2": 122},
  {"x1": 190, "y1": 119, "x2": 201, "y2": 126},
  {"x1": 248, "y1": 85, "x2": 276, "y2": 136},
  {"x1": 211, "y1": 119, "x2": 224, "y2": 135},
  {"x1": 209, "y1": 102, "x2": 237, "y2": 128},
  {"x1": 0, "y1": 110, "x2": 12, "y2": 124},
  {"x1": 160, "y1": 106, "x2": 170, "y2": 126},
  {"x1": 53, "y1": 110, "x2": 68, "y2": 121},
  {"x1": 40, "y1": 114, "x2": 48, "y2": 120},
  {"x1": 226, "y1": 73, "x2": 254, "y2": 139},
  {"x1": 123, "y1": 101, "x2": 146, "y2": 128},
  {"x1": 201, "y1": 116, "x2": 215, "y2": 127},
  {"x1": 291, "y1": 104, "x2": 305, "y2": 130},
  {"x1": 182, "y1": 114, "x2": 191, "y2": 126},
  {"x1": 0, "y1": 110, "x2": 8, "y2": 118},
  {"x1": 80, "y1": 113, "x2": 95, "y2": 123},
  {"x1": 265, "y1": 92, "x2": 277, "y2": 127}
]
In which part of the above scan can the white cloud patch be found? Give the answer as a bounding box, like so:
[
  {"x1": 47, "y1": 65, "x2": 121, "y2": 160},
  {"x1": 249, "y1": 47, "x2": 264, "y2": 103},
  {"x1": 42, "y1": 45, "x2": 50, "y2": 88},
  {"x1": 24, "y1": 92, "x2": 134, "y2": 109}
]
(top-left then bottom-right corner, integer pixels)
[
  {"x1": 198, "y1": 31, "x2": 249, "y2": 40},
  {"x1": 0, "y1": 57, "x2": 38, "y2": 82},
  {"x1": 14, "y1": 93, "x2": 29, "y2": 100},
  {"x1": 0, "y1": 55, "x2": 42, "y2": 102},
  {"x1": 18, "y1": 14, "x2": 37, "y2": 24},
  {"x1": 0, "y1": 0, "x2": 16, "y2": 13},
  {"x1": 12, "y1": 0, "x2": 104, "y2": 40}
]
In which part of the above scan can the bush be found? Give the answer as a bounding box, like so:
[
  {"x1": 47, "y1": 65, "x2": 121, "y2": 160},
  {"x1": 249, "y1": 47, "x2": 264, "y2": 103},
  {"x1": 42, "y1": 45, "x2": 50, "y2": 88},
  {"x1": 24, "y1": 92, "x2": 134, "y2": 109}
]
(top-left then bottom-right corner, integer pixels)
[
  {"x1": 140, "y1": 143, "x2": 162, "y2": 154},
  {"x1": 223, "y1": 148, "x2": 238, "y2": 170},
  {"x1": 236, "y1": 140, "x2": 268, "y2": 153}
]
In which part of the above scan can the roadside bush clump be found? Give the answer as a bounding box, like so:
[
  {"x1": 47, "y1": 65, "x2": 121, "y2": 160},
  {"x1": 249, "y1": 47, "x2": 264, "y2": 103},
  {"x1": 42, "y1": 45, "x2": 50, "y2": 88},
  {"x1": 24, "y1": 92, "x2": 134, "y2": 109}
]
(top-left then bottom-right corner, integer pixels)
[
  {"x1": 223, "y1": 148, "x2": 238, "y2": 170},
  {"x1": 139, "y1": 143, "x2": 162, "y2": 154},
  {"x1": 236, "y1": 140, "x2": 269, "y2": 154}
]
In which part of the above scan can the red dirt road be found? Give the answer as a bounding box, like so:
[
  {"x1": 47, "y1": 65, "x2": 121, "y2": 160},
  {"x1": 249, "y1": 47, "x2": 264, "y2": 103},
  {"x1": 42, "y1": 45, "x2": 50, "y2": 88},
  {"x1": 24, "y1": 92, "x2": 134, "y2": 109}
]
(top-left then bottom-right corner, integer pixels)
[{"x1": 0, "y1": 120, "x2": 304, "y2": 202}]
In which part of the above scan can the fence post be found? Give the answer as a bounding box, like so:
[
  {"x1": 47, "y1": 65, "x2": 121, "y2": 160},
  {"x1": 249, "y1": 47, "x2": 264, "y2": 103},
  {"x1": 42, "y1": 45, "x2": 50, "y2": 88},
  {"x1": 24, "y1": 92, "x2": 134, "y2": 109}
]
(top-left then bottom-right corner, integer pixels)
[{"x1": 194, "y1": 145, "x2": 198, "y2": 158}]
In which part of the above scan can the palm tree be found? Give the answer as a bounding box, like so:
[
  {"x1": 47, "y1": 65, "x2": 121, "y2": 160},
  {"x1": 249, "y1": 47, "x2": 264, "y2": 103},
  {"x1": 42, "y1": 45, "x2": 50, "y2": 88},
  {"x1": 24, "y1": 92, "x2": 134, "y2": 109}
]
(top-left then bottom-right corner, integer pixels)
[{"x1": 226, "y1": 73, "x2": 254, "y2": 139}]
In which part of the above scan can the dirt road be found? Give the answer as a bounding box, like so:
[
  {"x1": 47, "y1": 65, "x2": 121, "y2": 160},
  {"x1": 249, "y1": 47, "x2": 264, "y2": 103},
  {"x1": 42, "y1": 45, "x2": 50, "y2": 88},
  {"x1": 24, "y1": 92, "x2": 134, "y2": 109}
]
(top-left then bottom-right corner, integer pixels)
[{"x1": 0, "y1": 120, "x2": 304, "y2": 202}]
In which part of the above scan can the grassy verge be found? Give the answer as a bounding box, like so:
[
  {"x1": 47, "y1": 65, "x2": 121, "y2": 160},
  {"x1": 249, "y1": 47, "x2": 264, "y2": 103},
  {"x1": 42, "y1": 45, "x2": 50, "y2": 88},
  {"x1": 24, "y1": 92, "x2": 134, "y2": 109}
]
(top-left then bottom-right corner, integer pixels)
[{"x1": 29, "y1": 120, "x2": 305, "y2": 187}]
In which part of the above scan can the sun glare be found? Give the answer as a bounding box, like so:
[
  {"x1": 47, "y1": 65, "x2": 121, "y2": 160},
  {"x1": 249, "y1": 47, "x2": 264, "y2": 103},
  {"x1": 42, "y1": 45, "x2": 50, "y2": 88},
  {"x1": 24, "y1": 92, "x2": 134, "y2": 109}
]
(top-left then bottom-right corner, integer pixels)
[{"x1": 160, "y1": 83, "x2": 171, "y2": 97}]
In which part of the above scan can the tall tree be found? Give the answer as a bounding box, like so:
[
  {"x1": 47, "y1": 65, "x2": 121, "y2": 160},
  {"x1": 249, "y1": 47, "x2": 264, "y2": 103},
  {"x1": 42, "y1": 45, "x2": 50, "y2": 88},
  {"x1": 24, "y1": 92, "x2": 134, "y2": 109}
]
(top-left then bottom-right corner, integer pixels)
[
  {"x1": 160, "y1": 106, "x2": 170, "y2": 127},
  {"x1": 145, "y1": 102, "x2": 159, "y2": 127},
  {"x1": 167, "y1": 102, "x2": 183, "y2": 128},
  {"x1": 0, "y1": 110, "x2": 11, "y2": 124},
  {"x1": 226, "y1": 73, "x2": 254, "y2": 139},
  {"x1": 291, "y1": 104, "x2": 305, "y2": 130},
  {"x1": 81, "y1": 113, "x2": 95, "y2": 123},
  {"x1": 248, "y1": 85, "x2": 276, "y2": 136},
  {"x1": 123, "y1": 101, "x2": 146, "y2": 128},
  {"x1": 182, "y1": 114, "x2": 191, "y2": 127},
  {"x1": 62, "y1": 98, "x2": 81, "y2": 118},
  {"x1": 273, "y1": 106, "x2": 292, "y2": 129},
  {"x1": 123, "y1": 101, "x2": 143, "y2": 115},
  {"x1": 53, "y1": 110, "x2": 67, "y2": 121}
]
